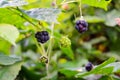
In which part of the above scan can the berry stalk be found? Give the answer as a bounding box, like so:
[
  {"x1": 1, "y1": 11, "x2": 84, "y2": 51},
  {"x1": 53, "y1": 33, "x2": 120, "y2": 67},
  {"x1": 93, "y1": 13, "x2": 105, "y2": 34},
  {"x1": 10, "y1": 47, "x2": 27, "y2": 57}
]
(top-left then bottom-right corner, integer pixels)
[
  {"x1": 46, "y1": 22, "x2": 55, "y2": 79},
  {"x1": 79, "y1": 0, "x2": 82, "y2": 17}
]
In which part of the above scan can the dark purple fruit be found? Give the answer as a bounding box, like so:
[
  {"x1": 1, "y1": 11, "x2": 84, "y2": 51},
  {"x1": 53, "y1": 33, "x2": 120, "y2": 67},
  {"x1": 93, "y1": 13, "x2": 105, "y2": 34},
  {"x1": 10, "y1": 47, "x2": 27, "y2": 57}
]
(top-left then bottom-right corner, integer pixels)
[
  {"x1": 85, "y1": 62, "x2": 93, "y2": 71},
  {"x1": 75, "y1": 20, "x2": 88, "y2": 33},
  {"x1": 35, "y1": 31, "x2": 49, "y2": 43}
]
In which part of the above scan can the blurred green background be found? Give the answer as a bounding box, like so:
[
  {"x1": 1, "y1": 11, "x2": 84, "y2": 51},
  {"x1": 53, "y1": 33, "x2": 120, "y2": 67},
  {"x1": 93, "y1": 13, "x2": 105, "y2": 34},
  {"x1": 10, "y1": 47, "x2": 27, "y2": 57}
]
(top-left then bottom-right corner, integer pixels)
[{"x1": 0, "y1": 0, "x2": 120, "y2": 80}]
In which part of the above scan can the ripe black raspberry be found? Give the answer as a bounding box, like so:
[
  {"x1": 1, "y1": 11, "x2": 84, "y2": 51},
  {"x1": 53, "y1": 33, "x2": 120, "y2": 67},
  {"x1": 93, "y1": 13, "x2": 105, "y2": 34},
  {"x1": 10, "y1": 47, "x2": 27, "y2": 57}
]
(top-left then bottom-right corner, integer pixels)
[
  {"x1": 35, "y1": 31, "x2": 49, "y2": 43},
  {"x1": 85, "y1": 62, "x2": 93, "y2": 71},
  {"x1": 75, "y1": 20, "x2": 88, "y2": 33}
]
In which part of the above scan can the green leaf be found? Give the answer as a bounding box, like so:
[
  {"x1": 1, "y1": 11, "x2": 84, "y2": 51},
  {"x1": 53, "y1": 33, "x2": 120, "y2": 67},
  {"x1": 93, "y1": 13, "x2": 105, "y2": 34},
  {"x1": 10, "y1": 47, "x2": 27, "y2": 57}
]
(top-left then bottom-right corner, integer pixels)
[
  {"x1": 62, "y1": 0, "x2": 111, "y2": 10},
  {"x1": 0, "y1": 8, "x2": 26, "y2": 28},
  {"x1": 95, "y1": 67, "x2": 114, "y2": 75},
  {"x1": 76, "y1": 67, "x2": 114, "y2": 77},
  {"x1": 82, "y1": 0, "x2": 111, "y2": 10},
  {"x1": 61, "y1": 0, "x2": 76, "y2": 4},
  {"x1": 0, "y1": 62, "x2": 23, "y2": 80},
  {"x1": 94, "y1": 57, "x2": 116, "y2": 71},
  {"x1": 106, "y1": 29, "x2": 118, "y2": 42},
  {"x1": 0, "y1": 54, "x2": 21, "y2": 65},
  {"x1": 84, "y1": 16, "x2": 104, "y2": 23},
  {"x1": 76, "y1": 57, "x2": 116, "y2": 78},
  {"x1": 104, "y1": 62, "x2": 120, "y2": 72},
  {"x1": 61, "y1": 47, "x2": 74, "y2": 60},
  {"x1": 0, "y1": 39, "x2": 11, "y2": 55},
  {"x1": 0, "y1": 24, "x2": 19, "y2": 46},
  {"x1": 0, "y1": 0, "x2": 28, "y2": 8},
  {"x1": 23, "y1": 8, "x2": 61, "y2": 23},
  {"x1": 99, "y1": 75, "x2": 120, "y2": 80},
  {"x1": 59, "y1": 68, "x2": 79, "y2": 77}
]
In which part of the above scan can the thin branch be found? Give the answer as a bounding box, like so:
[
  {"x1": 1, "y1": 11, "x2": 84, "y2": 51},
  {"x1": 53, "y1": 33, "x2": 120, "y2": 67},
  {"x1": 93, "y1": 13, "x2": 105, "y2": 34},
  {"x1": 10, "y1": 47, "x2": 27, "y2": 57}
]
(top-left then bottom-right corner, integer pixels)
[
  {"x1": 46, "y1": 22, "x2": 55, "y2": 80},
  {"x1": 7, "y1": 7, "x2": 40, "y2": 29},
  {"x1": 79, "y1": 0, "x2": 83, "y2": 17}
]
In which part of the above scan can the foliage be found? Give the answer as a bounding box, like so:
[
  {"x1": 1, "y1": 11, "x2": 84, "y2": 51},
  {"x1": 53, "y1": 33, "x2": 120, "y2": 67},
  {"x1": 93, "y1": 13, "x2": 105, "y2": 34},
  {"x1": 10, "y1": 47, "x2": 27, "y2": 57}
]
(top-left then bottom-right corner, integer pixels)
[
  {"x1": 0, "y1": 24, "x2": 19, "y2": 46},
  {"x1": 0, "y1": 0, "x2": 120, "y2": 80}
]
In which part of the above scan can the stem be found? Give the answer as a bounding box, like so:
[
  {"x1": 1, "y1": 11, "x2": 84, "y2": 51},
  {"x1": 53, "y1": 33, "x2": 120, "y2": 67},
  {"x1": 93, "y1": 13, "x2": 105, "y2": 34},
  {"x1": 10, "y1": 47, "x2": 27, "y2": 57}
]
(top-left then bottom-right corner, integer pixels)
[
  {"x1": 34, "y1": 38, "x2": 43, "y2": 55},
  {"x1": 8, "y1": 6, "x2": 55, "y2": 80},
  {"x1": 7, "y1": 7, "x2": 40, "y2": 30},
  {"x1": 54, "y1": 0, "x2": 57, "y2": 8},
  {"x1": 22, "y1": 15, "x2": 39, "y2": 29},
  {"x1": 47, "y1": 23, "x2": 54, "y2": 55},
  {"x1": 110, "y1": 76, "x2": 114, "y2": 80},
  {"x1": 46, "y1": 22, "x2": 55, "y2": 79},
  {"x1": 79, "y1": 0, "x2": 83, "y2": 17},
  {"x1": 46, "y1": 63, "x2": 49, "y2": 79},
  {"x1": 40, "y1": 44, "x2": 46, "y2": 56},
  {"x1": 8, "y1": 6, "x2": 50, "y2": 79},
  {"x1": 16, "y1": 7, "x2": 41, "y2": 29}
]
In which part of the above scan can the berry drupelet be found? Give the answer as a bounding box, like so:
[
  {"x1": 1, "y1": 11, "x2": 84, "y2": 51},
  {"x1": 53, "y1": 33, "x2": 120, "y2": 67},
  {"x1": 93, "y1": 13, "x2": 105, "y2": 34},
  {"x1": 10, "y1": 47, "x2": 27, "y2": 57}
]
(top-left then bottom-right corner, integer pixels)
[
  {"x1": 35, "y1": 31, "x2": 49, "y2": 43},
  {"x1": 75, "y1": 20, "x2": 88, "y2": 33},
  {"x1": 85, "y1": 62, "x2": 93, "y2": 71}
]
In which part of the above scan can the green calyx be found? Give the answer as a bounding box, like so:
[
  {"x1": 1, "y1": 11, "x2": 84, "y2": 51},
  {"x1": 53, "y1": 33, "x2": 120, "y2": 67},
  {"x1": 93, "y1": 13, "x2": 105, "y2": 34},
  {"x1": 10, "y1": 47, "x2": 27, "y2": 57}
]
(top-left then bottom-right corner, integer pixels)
[{"x1": 39, "y1": 56, "x2": 48, "y2": 63}]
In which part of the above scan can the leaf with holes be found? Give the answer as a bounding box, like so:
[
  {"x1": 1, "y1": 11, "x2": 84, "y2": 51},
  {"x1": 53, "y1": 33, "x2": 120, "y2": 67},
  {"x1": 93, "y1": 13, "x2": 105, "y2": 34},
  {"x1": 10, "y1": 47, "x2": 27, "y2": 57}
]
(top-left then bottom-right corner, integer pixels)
[
  {"x1": 0, "y1": 0, "x2": 28, "y2": 8},
  {"x1": 0, "y1": 24, "x2": 19, "y2": 46},
  {"x1": 23, "y1": 8, "x2": 61, "y2": 23}
]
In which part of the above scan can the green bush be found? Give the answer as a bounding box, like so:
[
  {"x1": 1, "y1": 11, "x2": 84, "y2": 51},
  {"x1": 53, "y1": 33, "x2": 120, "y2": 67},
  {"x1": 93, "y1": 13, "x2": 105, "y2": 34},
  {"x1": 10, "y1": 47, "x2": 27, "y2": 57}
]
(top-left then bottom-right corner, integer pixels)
[{"x1": 0, "y1": 0, "x2": 120, "y2": 80}]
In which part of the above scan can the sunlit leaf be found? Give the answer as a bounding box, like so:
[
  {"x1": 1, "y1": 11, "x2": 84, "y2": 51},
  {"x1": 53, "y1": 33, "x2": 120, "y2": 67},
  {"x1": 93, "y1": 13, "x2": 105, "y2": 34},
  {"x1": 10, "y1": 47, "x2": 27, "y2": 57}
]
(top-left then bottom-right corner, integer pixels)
[
  {"x1": 0, "y1": 24, "x2": 19, "y2": 46},
  {"x1": 0, "y1": 8, "x2": 26, "y2": 28},
  {"x1": 61, "y1": 0, "x2": 77, "y2": 4},
  {"x1": 82, "y1": 0, "x2": 111, "y2": 10},
  {"x1": 0, "y1": 40, "x2": 11, "y2": 55},
  {"x1": 62, "y1": 0, "x2": 111, "y2": 10}
]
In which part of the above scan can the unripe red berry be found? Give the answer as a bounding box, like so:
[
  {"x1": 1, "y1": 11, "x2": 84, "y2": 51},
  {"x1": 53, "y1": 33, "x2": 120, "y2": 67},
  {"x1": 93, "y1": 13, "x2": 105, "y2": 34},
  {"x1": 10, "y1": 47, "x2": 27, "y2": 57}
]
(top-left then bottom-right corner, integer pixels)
[{"x1": 61, "y1": 3, "x2": 69, "y2": 10}]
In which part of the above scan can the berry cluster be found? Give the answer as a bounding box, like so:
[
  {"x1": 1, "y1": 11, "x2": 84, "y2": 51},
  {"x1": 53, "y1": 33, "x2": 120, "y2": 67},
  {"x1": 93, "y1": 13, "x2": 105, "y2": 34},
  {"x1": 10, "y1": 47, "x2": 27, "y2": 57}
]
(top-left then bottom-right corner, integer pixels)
[
  {"x1": 35, "y1": 31, "x2": 49, "y2": 43},
  {"x1": 60, "y1": 36, "x2": 71, "y2": 47},
  {"x1": 75, "y1": 20, "x2": 88, "y2": 33},
  {"x1": 85, "y1": 62, "x2": 93, "y2": 71}
]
